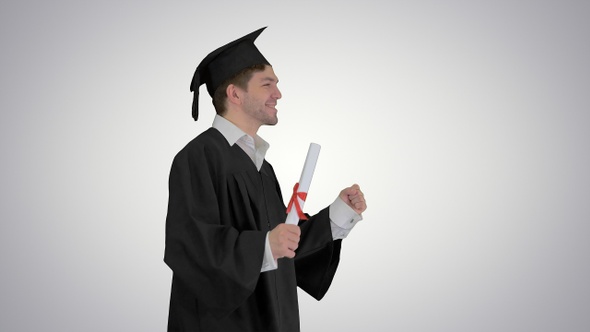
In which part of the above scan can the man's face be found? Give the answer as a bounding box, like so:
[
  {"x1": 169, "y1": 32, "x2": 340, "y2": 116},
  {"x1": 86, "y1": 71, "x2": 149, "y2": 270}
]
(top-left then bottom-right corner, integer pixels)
[{"x1": 241, "y1": 65, "x2": 282, "y2": 127}]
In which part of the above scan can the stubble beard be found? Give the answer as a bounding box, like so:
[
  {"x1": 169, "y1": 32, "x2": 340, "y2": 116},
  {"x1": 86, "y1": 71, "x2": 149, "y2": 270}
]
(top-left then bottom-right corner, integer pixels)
[{"x1": 243, "y1": 96, "x2": 278, "y2": 126}]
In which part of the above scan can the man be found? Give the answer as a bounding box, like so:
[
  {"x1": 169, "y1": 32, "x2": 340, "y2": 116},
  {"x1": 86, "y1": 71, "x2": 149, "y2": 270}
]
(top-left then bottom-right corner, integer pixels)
[{"x1": 164, "y1": 27, "x2": 367, "y2": 331}]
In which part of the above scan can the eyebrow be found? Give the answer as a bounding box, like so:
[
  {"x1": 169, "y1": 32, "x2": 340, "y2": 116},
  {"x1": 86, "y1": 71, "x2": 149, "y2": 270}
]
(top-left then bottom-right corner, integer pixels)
[{"x1": 260, "y1": 77, "x2": 279, "y2": 83}]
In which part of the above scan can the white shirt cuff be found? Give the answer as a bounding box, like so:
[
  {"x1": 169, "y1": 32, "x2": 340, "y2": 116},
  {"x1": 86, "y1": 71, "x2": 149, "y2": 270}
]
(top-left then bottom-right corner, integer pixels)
[
  {"x1": 329, "y1": 197, "x2": 363, "y2": 240},
  {"x1": 261, "y1": 232, "x2": 278, "y2": 272}
]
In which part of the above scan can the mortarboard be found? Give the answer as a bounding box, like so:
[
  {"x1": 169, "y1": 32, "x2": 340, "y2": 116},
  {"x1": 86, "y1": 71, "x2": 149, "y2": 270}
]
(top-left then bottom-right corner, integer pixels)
[{"x1": 190, "y1": 27, "x2": 271, "y2": 121}]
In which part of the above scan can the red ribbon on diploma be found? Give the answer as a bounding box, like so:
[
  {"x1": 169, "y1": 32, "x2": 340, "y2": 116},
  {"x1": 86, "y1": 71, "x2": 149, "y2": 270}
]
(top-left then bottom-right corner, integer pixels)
[{"x1": 286, "y1": 183, "x2": 308, "y2": 220}]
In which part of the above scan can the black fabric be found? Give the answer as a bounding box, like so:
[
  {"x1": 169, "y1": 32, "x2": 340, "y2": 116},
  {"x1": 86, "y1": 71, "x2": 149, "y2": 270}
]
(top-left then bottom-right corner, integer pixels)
[{"x1": 164, "y1": 128, "x2": 341, "y2": 331}]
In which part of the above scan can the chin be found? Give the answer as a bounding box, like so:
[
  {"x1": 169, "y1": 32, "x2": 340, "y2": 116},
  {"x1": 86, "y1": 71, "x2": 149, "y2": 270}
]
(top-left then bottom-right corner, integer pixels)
[{"x1": 266, "y1": 113, "x2": 278, "y2": 125}]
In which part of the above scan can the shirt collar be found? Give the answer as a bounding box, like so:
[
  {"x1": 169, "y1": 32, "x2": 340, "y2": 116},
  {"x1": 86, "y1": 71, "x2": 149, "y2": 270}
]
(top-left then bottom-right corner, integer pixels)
[
  {"x1": 212, "y1": 115, "x2": 246, "y2": 146},
  {"x1": 212, "y1": 115, "x2": 270, "y2": 154}
]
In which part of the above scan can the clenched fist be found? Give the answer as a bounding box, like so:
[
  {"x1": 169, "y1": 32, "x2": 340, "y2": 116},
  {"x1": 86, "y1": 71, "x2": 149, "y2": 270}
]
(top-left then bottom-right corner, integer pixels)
[{"x1": 339, "y1": 184, "x2": 367, "y2": 214}]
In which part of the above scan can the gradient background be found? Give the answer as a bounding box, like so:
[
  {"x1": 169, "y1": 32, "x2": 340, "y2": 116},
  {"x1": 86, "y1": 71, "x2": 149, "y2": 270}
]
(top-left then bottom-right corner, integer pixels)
[{"x1": 1, "y1": 1, "x2": 589, "y2": 331}]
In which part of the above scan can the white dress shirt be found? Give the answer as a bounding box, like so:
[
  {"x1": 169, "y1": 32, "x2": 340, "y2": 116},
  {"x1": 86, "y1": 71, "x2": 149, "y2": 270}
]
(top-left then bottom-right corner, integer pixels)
[{"x1": 212, "y1": 115, "x2": 362, "y2": 272}]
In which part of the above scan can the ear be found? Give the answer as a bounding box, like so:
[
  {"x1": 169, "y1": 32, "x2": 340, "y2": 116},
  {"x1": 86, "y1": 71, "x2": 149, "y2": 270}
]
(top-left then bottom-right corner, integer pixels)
[{"x1": 226, "y1": 84, "x2": 243, "y2": 107}]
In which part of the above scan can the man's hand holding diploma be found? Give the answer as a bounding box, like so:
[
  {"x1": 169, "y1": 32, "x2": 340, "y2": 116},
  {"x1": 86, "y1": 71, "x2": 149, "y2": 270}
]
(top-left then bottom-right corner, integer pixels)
[
  {"x1": 340, "y1": 184, "x2": 367, "y2": 215},
  {"x1": 269, "y1": 224, "x2": 301, "y2": 260}
]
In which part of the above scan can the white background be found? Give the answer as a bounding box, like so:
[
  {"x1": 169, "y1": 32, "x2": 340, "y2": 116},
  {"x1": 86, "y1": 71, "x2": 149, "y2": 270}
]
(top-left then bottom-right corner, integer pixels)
[{"x1": 1, "y1": 0, "x2": 589, "y2": 331}]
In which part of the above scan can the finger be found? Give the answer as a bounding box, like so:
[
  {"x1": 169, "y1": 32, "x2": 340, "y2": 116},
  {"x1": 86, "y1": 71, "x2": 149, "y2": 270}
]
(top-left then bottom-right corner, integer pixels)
[
  {"x1": 350, "y1": 188, "x2": 363, "y2": 197},
  {"x1": 348, "y1": 193, "x2": 364, "y2": 204},
  {"x1": 288, "y1": 241, "x2": 299, "y2": 251},
  {"x1": 348, "y1": 189, "x2": 364, "y2": 199},
  {"x1": 355, "y1": 201, "x2": 367, "y2": 213},
  {"x1": 342, "y1": 185, "x2": 358, "y2": 195},
  {"x1": 285, "y1": 224, "x2": 301, "y2": 236},
  {"x1": 287, "y1": 234, "x2": 300, "y2": 245},
  {"x1": 347, "y1": 187, "x2": 360, "y2": 196}
]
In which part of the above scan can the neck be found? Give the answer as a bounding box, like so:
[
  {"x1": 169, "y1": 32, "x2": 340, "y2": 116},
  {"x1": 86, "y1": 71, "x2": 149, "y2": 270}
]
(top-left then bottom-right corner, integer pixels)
[{"x1": 223, "y1": 112, "x2": 260, "y2": 137}]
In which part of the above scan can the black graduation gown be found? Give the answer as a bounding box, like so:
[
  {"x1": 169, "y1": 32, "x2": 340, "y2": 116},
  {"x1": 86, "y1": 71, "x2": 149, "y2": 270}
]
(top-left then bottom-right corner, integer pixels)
[{"x1": 164, "y1": 128, "x2": 342, "y2": 332}]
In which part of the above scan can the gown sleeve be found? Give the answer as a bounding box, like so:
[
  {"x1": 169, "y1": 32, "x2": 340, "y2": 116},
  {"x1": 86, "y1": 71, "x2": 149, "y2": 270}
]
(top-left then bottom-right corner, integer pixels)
[
  {"x1": 295, "y1": 208, "x2": 343, "y2": 300},
  {"x1": 164, "y1": 144, "x2": 267, "y2": 318}
]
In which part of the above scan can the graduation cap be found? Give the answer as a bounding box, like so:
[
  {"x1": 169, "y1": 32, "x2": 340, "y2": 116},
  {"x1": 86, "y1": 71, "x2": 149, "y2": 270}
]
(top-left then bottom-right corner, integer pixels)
[{"x1": 190, "y1": 27, "x2": 271, "y2": 121}]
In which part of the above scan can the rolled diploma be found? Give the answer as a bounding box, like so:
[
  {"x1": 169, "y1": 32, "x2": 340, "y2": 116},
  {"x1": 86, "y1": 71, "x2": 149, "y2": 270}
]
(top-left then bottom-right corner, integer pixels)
[{"x1": 285, "y1": 143, "x2": 321, "y2": 225}]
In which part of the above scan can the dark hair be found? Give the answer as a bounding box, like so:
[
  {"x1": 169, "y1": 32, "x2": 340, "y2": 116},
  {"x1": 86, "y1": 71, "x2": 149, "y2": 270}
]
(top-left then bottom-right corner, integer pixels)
[{"x1": 212, "y1": 64, "x2": 267, "y2": 115}]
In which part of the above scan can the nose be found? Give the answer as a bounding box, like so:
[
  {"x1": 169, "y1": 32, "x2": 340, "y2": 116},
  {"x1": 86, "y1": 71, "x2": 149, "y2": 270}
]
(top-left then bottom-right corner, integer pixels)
[{"x1": 273, "y1": 85, "x2": 282, "y2": 100}]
